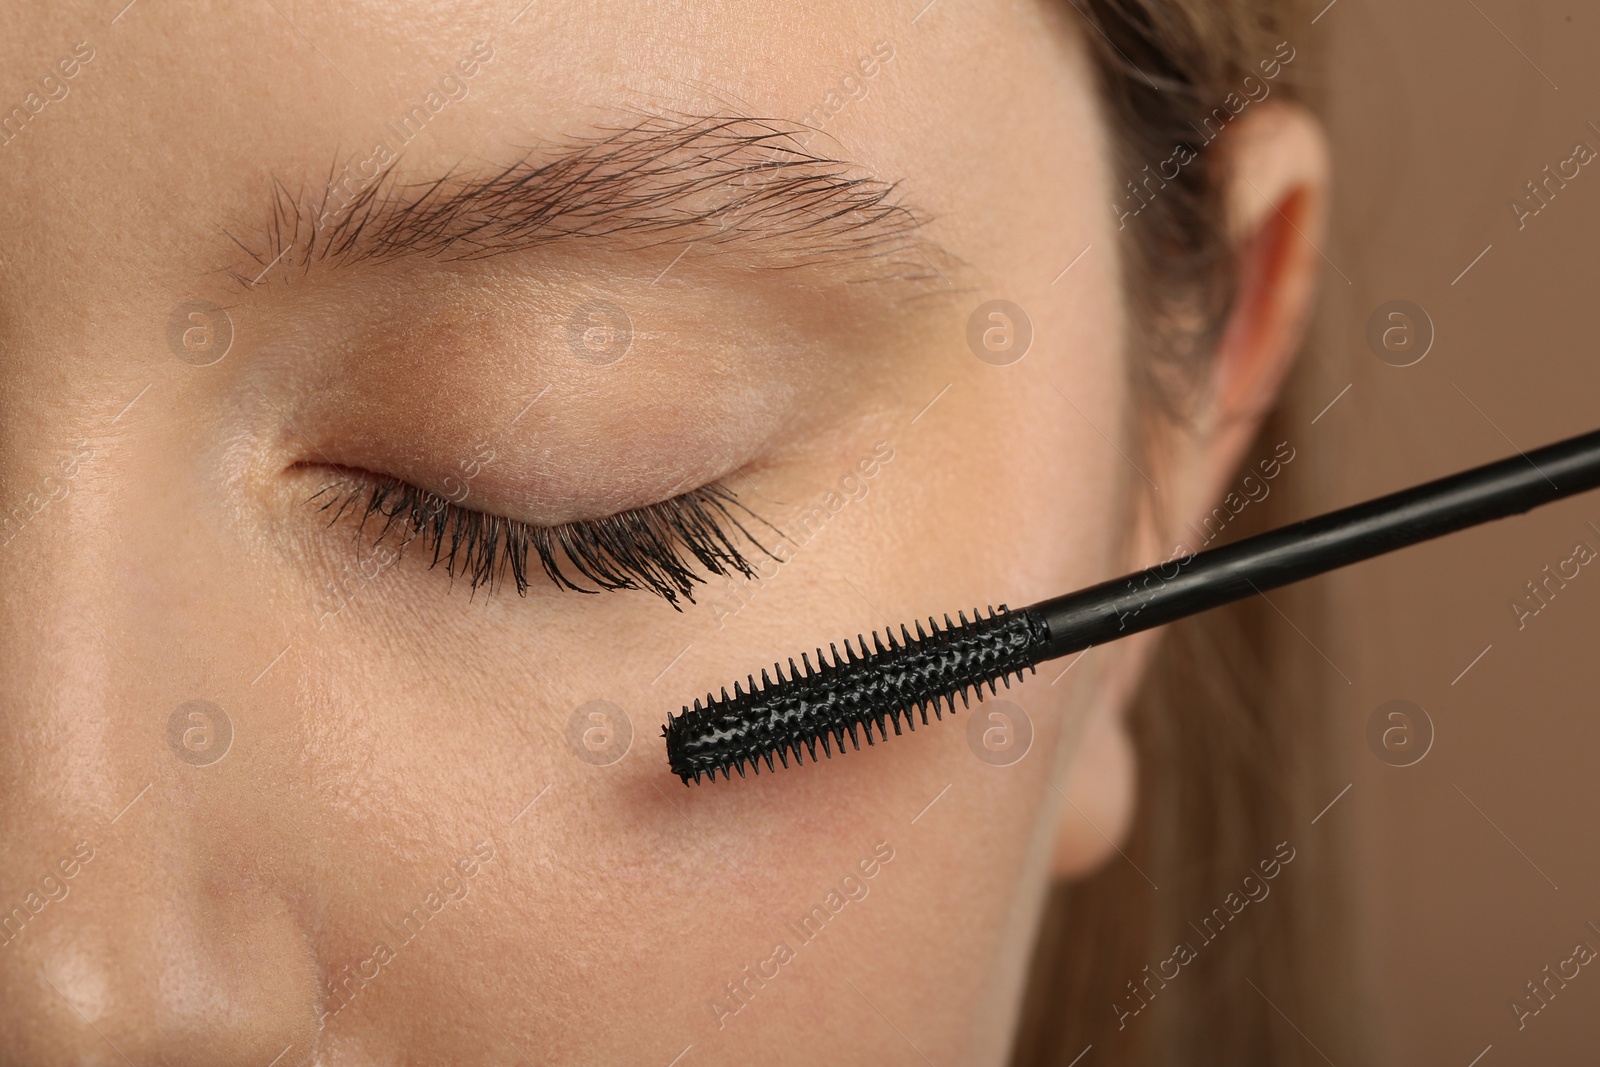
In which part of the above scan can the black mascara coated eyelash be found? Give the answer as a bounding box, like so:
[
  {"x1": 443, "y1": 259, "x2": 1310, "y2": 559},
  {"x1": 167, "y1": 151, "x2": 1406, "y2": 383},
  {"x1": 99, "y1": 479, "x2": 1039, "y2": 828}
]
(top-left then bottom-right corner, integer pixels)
[
  {"x1": 308, "y1": 474, "x2": 773, "y2": 609},
  {"x1": 662, "y1": 607, "x2": 1048, "y2": 784}
]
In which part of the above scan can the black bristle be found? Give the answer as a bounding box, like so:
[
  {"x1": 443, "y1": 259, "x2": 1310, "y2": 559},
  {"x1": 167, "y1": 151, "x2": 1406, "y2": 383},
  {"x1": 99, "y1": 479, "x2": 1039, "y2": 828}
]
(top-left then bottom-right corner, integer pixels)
[{"x1": 663, "y1": 605, "x2": 1048, "y2": 784}]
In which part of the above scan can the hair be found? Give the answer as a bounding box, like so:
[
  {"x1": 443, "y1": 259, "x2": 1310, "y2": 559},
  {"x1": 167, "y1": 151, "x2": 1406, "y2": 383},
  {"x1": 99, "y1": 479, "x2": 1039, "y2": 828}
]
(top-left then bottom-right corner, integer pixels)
[{"x1": 1011, "y1": 2, "x2": 1363, "y2": 1064}]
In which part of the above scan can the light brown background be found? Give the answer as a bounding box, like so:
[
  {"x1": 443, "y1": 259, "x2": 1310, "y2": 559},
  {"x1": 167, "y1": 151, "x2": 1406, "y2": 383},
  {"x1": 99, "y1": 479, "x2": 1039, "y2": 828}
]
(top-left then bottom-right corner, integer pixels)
[{"x1": 1311, "y1": 0, "x2": 1600, "y2": 1061}]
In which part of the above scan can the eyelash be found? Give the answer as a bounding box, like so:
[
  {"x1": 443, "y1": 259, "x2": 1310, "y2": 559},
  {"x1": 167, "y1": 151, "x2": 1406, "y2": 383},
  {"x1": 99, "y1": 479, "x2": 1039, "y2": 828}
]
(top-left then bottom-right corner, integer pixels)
[{"x1": 307, "y1": 473, "x2": 774, "y2": 610}]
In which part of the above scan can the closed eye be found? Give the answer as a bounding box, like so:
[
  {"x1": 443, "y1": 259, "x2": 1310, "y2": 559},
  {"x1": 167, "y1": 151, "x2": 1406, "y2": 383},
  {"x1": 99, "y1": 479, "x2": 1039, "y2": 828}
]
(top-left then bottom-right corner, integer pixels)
[{"x1": 306, "y1": 470, "x2": 776, "y2": 610}]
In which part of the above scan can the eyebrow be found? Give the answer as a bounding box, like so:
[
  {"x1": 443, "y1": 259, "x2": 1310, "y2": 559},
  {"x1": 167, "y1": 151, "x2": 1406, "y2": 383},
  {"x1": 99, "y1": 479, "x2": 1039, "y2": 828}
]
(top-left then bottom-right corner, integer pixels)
[{"x1": 222, "y1": 114, "x2": 962, "y2": 292}]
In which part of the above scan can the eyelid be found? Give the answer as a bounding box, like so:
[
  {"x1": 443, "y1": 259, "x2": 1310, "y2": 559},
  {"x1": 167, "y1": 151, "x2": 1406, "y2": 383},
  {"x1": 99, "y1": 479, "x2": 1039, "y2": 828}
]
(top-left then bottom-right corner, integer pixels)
[{"x1": 308, "y1": 468, "x2": 777, "y2": 610}]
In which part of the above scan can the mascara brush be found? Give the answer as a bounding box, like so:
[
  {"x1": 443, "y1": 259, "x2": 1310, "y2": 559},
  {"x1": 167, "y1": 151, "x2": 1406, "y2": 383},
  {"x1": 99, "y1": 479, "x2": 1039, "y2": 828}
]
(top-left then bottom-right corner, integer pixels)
[{"x1": 663, "y1": 427, "x2": 1600, "y2": 785}]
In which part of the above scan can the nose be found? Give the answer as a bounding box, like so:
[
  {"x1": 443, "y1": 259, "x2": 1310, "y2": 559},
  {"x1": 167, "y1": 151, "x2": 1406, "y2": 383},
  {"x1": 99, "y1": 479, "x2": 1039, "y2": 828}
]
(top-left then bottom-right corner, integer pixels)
[{"x1": 0, "y1": 412, "x2": 322, "y2": 1064}]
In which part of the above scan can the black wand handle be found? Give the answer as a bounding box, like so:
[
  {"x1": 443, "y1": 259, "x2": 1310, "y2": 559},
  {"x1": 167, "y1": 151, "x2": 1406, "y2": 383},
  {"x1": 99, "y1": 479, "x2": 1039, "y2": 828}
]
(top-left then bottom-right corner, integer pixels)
[{"x1": 1028, "y1": 428, "x2": 1600, "y2": 662}]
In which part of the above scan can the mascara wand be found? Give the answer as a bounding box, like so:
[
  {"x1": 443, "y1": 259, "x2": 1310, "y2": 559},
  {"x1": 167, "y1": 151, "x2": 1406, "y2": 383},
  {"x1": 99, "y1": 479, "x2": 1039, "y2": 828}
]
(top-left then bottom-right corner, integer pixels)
[{"x1": 663, "y1": 428, "x2": 1600, "y2": 785}]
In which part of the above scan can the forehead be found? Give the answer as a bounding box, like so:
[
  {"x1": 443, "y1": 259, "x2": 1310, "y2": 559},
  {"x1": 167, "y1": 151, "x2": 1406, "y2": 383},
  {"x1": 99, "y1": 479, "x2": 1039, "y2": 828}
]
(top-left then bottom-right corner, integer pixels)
[
  {"x1": 0, "y1": 0, "x2": 1111, "y2": 384},
  {"x1": 2, "y1": 1, "x2": 906, "y2": 249}
]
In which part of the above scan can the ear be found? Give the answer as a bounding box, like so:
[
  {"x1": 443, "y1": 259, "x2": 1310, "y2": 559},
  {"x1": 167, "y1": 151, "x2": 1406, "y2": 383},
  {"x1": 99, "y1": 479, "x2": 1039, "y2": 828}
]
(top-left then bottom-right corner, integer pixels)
[
  {"x1": 1182, "y1": 100, "x2": 1332, "y2": 520},
  {"x1": 1050, "y1": 100, "x2": 1331, "y2": 880}
]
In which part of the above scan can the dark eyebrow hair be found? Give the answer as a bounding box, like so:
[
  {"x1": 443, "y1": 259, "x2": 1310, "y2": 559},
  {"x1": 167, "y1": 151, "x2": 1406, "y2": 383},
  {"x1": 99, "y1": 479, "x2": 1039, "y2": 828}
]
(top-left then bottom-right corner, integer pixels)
[{"x1": 222, "y1": 114, "x2": 963, "y2": 292}]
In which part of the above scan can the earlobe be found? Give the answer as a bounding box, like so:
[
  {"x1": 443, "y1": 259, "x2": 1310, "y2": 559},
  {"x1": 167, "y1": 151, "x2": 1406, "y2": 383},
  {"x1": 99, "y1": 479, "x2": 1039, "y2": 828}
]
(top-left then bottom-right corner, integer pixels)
[
  {"x1": 1050, "y1": 688, "x2": 1137, "y2": 880},
  {"x1": 1049, "y1": 104, "x2": 1329, "y2": 880}
]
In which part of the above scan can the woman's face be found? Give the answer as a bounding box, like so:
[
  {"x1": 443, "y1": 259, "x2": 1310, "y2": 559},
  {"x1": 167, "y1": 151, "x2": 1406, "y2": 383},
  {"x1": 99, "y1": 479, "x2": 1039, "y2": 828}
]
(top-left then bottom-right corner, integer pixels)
[{"x1": 0, "y1": 1, "x2": 1140, "y2": 1062}]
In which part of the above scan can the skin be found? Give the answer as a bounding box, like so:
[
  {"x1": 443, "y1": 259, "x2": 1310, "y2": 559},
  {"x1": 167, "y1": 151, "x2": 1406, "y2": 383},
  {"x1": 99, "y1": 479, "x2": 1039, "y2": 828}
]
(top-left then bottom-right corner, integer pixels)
[{"x1": 0, "y1": 1, "x2": 1328, "y2": 1064}]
